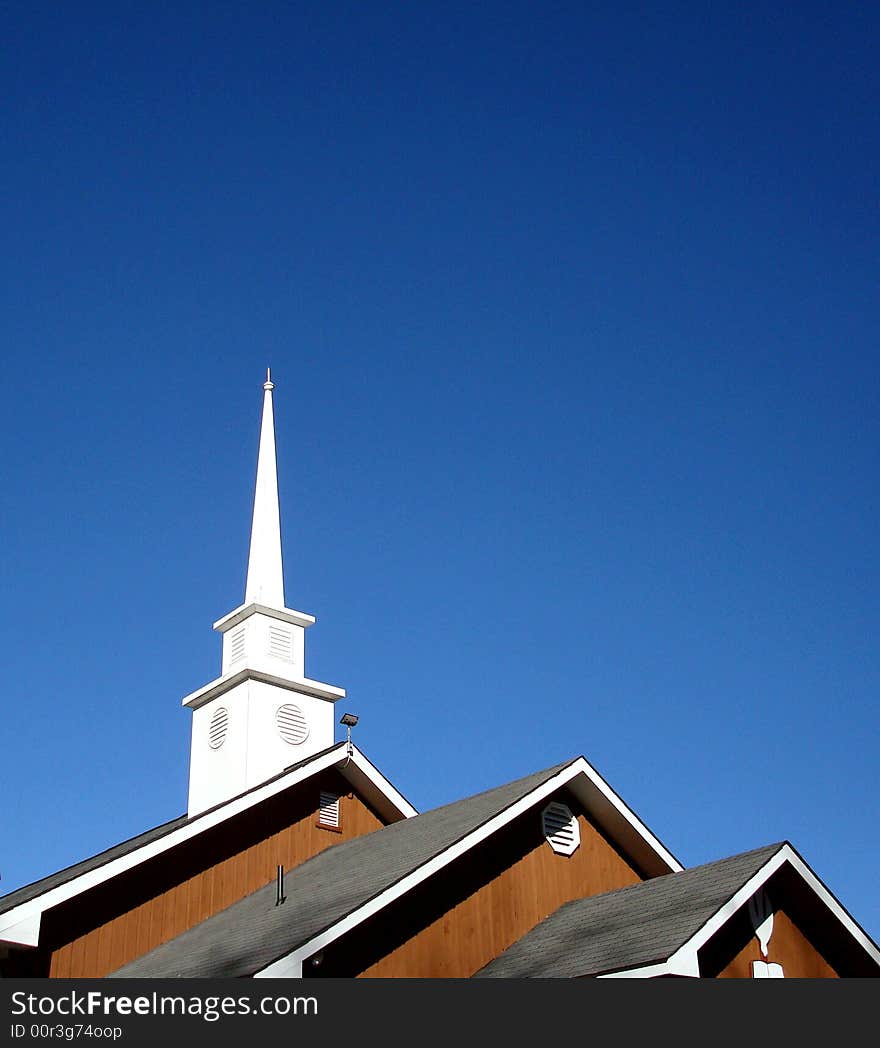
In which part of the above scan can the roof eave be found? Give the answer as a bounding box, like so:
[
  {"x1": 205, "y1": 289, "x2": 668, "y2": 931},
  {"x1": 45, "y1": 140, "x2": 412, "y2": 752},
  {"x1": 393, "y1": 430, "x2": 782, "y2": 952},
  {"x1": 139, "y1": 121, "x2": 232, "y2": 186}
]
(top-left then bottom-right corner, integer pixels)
[
  {"x1": 254, "y1": 756, "x2": 682, "y2": 978},
  {"x1": 0, "y1": 744, "x2": 414, "y2": 949},
  {"x1": 598, "y1": 955, "x2": 700, "y2": 978},
  {"x1": 669, "y1": 842, "x2": 880, "y2": 973}
]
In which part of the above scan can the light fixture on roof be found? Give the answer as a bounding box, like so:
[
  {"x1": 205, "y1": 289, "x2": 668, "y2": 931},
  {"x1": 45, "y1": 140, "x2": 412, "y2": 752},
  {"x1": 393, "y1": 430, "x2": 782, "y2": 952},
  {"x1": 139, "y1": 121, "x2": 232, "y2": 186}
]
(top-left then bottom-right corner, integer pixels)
[{"x1": 339, "y1": 712, "x2": 359, "y2": 758}]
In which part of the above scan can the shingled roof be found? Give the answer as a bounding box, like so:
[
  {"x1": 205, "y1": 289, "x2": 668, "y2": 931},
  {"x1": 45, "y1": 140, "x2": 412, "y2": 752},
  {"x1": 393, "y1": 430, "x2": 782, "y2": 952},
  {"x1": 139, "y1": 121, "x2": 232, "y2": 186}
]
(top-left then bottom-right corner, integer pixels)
[
  {"x1": 111, "y1": 758, "x2": 576, "y2": 977},
  {"x1": 0, "y1": 744, "x2": 355, "y2": 919},
  {"x1": 474, "y1": 842, "x2": 787, "y2": 977},
  {"x1": 0, "y1": 814, "x2": 191, "y2": 918},
  {"x1": 0, "y1": 742, "x2": 419, "y2": 954}
]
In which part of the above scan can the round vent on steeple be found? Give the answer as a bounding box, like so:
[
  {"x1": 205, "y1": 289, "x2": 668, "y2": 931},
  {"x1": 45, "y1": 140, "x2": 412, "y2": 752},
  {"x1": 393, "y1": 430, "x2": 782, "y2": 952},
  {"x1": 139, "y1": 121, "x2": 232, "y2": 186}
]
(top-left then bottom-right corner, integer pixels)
[
  {"x1": 208, "y1": 706, "x2": 229, "y2": 750},
  {"x1": 276, "y1": 703, "x2": 309, "y2": 746}
]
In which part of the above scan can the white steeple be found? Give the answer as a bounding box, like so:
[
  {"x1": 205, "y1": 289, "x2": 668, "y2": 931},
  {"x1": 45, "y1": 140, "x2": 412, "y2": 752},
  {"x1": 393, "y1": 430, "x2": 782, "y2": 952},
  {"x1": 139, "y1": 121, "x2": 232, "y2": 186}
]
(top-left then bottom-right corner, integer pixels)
[
  {"x1": 244, "y1": 368, "x2": 284, "y2": 608},
  {"x1": 183, "y1": 371, "x2": 346, "y2": 817}
]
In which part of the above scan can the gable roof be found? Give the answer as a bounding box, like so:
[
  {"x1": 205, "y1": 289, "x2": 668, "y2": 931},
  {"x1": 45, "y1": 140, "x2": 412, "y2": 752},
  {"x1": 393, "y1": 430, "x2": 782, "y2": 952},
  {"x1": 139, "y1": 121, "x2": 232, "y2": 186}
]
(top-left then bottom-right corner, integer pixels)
[
  {"x1": 112, "y1": 759, "x2": 572, "y2": 977},
  {"x1": 0, "y1": 814, "x2": 190, "y2": 919},
  {"x1": 0, "y1": 743, "x2": 416, "y2": 948},
  {"x1": 112, "y1": 753, "x2": 683, "y2": 978},
  {"x1": 475, "y1": 843, "x2": 784, "y2": 977},
  {"x1": 476, "y1": 841, "x2": 880, "y2": 978}
]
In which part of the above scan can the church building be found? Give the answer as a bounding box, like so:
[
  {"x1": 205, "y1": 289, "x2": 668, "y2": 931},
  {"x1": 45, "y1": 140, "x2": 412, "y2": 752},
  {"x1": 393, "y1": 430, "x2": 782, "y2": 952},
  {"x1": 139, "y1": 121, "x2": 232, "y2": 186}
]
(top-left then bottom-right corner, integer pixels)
[{"x1": 1, "y1": 374, "x2": 877, "y2": 979}]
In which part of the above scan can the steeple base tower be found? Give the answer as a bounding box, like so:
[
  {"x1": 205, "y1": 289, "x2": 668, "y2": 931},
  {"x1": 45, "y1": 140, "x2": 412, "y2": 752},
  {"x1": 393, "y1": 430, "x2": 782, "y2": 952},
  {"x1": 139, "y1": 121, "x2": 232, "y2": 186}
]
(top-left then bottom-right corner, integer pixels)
[{"x1": 183, "y1": 372, "x2": 345, "y2": 817}]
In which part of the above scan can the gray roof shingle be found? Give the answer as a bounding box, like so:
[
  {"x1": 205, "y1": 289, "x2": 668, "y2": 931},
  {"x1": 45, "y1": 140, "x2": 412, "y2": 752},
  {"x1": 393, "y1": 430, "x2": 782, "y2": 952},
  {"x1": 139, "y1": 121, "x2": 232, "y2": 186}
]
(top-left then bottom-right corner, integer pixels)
[
  {"x1": 474, "y1": 842, "x2": 786, "y2": 977},
  {"x1": 0, "y1": 744, "x2": 347, "y2": 918},
  {"x1": 111, "y1": 758, "x2": 575, "y2": 977},
  {"x1": 0, "y1": 815, "x2": 191, "y2": 917}
]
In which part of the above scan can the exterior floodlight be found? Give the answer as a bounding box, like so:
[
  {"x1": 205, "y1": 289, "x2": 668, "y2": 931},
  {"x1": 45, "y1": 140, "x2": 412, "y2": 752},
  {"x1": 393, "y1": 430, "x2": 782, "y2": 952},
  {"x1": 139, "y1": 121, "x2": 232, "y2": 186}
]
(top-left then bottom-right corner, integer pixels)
[{"x1": 339, "y1": 712, "x2": 359, "y2": 758}]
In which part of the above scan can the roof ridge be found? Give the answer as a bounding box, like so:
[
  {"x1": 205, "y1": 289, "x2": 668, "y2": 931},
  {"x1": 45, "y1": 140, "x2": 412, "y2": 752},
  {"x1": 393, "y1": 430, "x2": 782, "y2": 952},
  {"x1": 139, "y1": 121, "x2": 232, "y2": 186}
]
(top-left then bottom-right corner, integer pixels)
[
  {"x1": 110, "y1": 756, "x2": 582, "y2": 976},
  {"x1": 406, "y1": 757, "x2": 577, "y2": 820}
]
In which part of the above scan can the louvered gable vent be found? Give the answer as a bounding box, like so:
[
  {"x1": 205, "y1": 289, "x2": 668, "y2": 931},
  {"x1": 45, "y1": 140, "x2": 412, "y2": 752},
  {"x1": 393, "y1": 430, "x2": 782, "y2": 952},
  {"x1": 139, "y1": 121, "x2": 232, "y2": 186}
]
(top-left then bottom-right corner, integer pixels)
[
  {"x1": 542, "y1": 800, "x2": 580, "y2": 856},
  {"x1": 318, "y1": 791, "x2": 340, "y2": 829}
]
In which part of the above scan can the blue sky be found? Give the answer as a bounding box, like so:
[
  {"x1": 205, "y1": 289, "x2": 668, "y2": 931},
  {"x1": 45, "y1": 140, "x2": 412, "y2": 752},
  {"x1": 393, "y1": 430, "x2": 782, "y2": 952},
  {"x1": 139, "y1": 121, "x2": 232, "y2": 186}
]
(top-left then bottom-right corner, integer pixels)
[{"x1": 2, "y1": 3, "x2": 878, "y2": 945}]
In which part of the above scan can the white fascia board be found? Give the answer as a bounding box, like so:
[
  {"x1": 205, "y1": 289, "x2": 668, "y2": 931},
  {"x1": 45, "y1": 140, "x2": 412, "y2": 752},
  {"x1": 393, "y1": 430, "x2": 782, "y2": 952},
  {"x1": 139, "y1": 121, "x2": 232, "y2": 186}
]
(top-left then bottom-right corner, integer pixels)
[
  {"x1": 598, "y1": 962, "x2": 670, "y2": 979},
  {"x1": 181, "y1": 667, "x2": 346, "y2": 709},
  {"x1": 338, "y1": 750, "x2": 418, "y2": 821},
  {"x1": 0, "y1": 912, "x2": 42, "y2": 948},
  {"x1": 778, "y1": 848, "x2": 880, "y2": 965},
  {"x1": 0, "y1": 746, "x2": 411, "y2": 945},
  {"x1": 255, "y1": 757, "x2": 680, "y2": 978},
  {"x1": 563, "y1": 756, "x2": 683, "y2": 876},
  {"x1": 667, "y1": 844, "x2": 880, "y2": 972},
  {"x1": 213, "y1": 603, "x2": 316, "y2": 633},
  {"x1": 262, "y1": 955, "x2": 303, "y2": 978},
  {"x1": 598, "y1": 955, "x2": 699, "y2": 978}
]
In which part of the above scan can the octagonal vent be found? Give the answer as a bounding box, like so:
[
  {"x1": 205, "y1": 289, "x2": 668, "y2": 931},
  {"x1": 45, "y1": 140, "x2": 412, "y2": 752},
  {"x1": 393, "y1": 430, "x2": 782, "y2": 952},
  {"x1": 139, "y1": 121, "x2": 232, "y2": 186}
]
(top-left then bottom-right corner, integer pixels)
[
  {"x1": 208, "y1": 706, "x2": 229, "y2": 750},
  {"x1": 276, "y1": 703, "x2": 309, "y2": 746},
  {"x1": 542, "y1": 800, "x2": 580, "y2": 856}
]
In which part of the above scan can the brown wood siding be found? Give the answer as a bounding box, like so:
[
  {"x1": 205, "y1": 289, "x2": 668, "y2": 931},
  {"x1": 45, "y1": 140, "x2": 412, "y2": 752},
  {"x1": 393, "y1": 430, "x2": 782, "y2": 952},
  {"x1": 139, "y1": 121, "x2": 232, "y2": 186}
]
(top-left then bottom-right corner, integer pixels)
[
  {"x1": 37, "y1": 773, "x2": 384, "y2": 978},
  {"x1": 309, "y1": 792, "x2": 644, "y2": 979},
  {"x1": 716, "y1": 910, "x2": 839, "y2": 978},
  {"x1": 359, "y1": 804, "x2": 641, "y2": 978},
  {"x1": 697, "y1": 863, "x2": 869, "y2": 978}
]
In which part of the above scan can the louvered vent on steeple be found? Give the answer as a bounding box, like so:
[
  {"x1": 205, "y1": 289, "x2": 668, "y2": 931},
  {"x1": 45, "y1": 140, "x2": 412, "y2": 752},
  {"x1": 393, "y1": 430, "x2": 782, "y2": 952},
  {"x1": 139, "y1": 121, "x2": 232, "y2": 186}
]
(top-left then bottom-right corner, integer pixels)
[
  {"x1": 208, "y1": 706, "x2": 229, "y2": 749},
  {"x1": 275, "y1": 703, "x2": 309, "y2": 745},
  {"x1": 229, "y1": 626, "x2": 246, "y2": 663},
  {"x1": 541, "y1": 800, "x2": 580, "y2": 856},
  {"x1": 268, "y1": 624, "x2": 293, "y2": 661}
]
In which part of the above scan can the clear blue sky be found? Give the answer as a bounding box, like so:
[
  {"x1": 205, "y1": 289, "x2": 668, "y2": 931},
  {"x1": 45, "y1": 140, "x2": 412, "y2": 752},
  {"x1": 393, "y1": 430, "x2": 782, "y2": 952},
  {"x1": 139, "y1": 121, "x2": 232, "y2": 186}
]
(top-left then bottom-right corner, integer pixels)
[{"x1": 2, "y1": 3, "x2": 878, "y2": 945}]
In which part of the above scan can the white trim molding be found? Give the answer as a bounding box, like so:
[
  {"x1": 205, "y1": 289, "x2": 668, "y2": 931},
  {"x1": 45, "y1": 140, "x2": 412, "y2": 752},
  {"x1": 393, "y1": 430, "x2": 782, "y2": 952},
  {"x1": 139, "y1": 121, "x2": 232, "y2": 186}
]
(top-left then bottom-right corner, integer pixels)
[
  {"x1": 0, "y1": 745, "x2": 416, "y2": 949},
  {"x1": 255, "y1": 756, "x2": 683, "y2": 978},
  {"x1": 600, "y1": 954, "x2": 701, "y2": 978},
  {"x1": 214, "y1": 602, "x2": 315, "y2": 633},
  {"x1": 181, "y1": 667, "x2": 345, "y2": 710},
  {"x1": 662, "y1": 844, "x2": 880, "y2": 977}
]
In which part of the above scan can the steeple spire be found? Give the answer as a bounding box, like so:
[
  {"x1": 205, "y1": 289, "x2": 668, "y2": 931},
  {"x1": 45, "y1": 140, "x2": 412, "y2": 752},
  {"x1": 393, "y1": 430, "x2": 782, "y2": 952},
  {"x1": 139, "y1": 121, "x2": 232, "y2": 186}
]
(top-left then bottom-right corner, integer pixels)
[
  {"x1": 183, "y1": 369, "x2": 346, "y2": 817},
  {"x1": 244, "y1": 368, "x2": 284, "y2": 608}
]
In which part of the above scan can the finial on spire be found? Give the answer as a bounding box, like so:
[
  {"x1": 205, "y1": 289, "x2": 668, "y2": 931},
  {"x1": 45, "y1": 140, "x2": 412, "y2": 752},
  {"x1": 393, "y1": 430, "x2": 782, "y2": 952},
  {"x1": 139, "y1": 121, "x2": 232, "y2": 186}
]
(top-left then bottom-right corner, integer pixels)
[{"x1": 244, "y1": 370, "x2": 284, "y2": 608}]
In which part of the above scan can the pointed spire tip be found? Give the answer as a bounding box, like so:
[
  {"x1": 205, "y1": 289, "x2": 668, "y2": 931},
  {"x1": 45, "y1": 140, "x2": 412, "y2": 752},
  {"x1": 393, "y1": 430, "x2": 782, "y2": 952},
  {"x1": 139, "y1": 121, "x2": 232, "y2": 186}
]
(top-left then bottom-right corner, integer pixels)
[{"x1": 246, "y1": 366, "x2": 283, "y2": 607}]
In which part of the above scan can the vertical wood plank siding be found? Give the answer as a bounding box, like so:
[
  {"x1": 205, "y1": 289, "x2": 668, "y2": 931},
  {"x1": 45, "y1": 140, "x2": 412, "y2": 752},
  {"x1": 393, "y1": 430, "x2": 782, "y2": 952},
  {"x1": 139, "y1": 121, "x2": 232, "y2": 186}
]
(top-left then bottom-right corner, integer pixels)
[
  {"x1": 716, "y1": 910, "x2": 839, "y2": 978},
  {"x1": 308, "y1": 795, "x2": 643, "y2": 978},
  {"x1": 42, "y1": 773, "x2": 384, "y2": 978}
]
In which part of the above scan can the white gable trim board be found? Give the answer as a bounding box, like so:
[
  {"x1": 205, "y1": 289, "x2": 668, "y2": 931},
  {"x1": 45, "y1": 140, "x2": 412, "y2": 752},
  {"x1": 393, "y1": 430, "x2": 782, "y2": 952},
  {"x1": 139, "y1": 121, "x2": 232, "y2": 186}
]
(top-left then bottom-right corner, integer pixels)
[
  {"x1": 599, "y1": 955, "x2": 702, "y2": 979},
  {"x1": 0, "y1": 746, "x2": 417, "y2": 949},
  {"x1": 255, "y1": 756, "x2": 684, "y2": 978},
  {"x1": 661, "y1": 844, "x2": 880, "y2": 977},
  {"x1": 560, "y1": 759, "x2": 679, "y2": 878}
]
